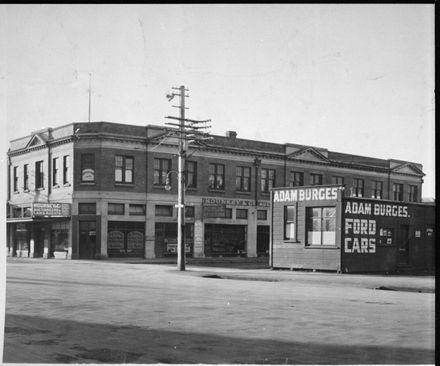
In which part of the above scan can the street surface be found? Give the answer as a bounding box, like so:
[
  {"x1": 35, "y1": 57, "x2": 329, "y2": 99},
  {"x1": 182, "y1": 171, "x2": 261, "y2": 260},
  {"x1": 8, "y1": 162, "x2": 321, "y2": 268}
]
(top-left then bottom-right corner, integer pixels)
[{"x1": 2, "y1": 258, "x2": 435, "y2": 364}]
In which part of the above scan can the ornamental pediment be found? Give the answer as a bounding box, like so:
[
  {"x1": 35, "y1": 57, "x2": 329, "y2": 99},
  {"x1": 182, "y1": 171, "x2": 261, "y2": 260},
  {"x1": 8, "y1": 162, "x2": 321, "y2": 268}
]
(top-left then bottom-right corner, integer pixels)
[
  {"x1": 287, "y1": 147, "x2": 329, "y2": 163},
  {"x1": 391, "y1": 163, "x2": 424, "y2": 176},
  {"x1": 25, "y1": 133, "x2": 48, "y2": 149}
]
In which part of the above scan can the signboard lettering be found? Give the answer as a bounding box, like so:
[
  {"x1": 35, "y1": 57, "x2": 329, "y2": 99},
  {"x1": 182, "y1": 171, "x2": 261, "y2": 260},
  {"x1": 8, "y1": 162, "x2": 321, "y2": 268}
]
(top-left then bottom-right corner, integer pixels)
[
  {"x1": 32, "y1": 203, "x2": 71, "y2": 217},
  {"x1": 273, "y1": 187, "x2": 339, "y2": 203}
]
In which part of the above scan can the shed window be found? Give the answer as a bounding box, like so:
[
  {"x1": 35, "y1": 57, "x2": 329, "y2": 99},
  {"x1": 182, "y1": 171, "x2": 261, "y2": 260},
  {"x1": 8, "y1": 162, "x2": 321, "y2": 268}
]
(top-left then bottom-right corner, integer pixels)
[
  {"x1": 284, "y1": 205, "x2": 297, "y2": 240},
  {"x1": 306, "y1": 207, "x2": 336, "y2": 246}
]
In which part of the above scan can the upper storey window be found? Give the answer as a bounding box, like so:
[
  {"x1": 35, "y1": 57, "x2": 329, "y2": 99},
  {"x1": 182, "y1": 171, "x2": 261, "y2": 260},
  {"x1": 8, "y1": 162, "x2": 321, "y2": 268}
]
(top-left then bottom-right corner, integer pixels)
[
  {"x1": 35, "y1": 161, "x2": 44, "y2": 189},
  {"x1": 154, "y1": 158, "x2": 171, "y2": 186},
  {"x1": 209, "y1": 164, "x2": 225, "y2": 190},
  {"x1": 115, "y1": 155, "x2": 134, "y2": 184},
  {"x1": 81, "y1": 154, "x2": 95, "y2": 182},
  {"x1": 261, "y1": 168, "x2": 275, "y2": 192},
  {"x1": 236, "y1": 166, "x2": 251, "y2": 192}
]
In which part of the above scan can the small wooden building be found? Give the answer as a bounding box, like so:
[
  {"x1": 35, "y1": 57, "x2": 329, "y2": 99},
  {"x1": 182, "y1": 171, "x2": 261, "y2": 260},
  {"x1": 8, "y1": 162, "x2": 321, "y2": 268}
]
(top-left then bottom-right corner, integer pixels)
[{"x1": 270, "y1": 185, "x2": 435, "y2": 273}]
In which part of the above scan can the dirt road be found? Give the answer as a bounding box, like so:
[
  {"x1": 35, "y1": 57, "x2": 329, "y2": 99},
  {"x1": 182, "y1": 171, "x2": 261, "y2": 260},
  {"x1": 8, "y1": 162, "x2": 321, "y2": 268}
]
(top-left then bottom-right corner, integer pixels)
[{"x1": 2, "y1": 259, "x2": 435, "y2": 364}]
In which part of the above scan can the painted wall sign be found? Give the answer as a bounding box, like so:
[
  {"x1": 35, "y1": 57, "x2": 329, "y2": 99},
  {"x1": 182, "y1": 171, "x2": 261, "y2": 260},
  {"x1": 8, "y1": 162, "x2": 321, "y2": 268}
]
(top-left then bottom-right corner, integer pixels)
[
  {"x1": 273, "y1": 187, "x2": 339, "y2": 203},
  {"x1": 344, "y1": 201, "x2": 409, "y2": 218},
  {"x1": 202, "y1": 197, "x2": 270, "y2": 207},
  {"x1": 32, "y1": 203, "x2": 71, "y2": 217},
  {"x1": 81, "y1": 168, "x2": 95, "y2": 182}
]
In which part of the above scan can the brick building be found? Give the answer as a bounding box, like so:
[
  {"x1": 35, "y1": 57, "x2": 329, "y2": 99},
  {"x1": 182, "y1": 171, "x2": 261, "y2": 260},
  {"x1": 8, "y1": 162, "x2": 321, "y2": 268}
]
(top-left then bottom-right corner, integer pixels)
[{"x1": 6, "y1": 121, "x2": 426, "y2": 260}]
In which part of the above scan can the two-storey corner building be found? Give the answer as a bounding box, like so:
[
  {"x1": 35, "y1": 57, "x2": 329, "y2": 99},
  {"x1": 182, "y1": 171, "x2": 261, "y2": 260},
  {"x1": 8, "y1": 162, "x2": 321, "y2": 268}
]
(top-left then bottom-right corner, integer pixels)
[{"x1": 6, "y1": 121, "x2": 426, "y2": 261}]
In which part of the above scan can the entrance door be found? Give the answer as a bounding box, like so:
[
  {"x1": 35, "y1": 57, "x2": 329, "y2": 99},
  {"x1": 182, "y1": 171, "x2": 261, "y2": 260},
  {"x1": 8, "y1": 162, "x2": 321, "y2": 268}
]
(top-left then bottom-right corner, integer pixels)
[
  {"x1": 79, "y1": 221, "x2": 96, "y2": 259},
  {"x1": 398, "y1": 224, "x2": 410, "y2": 265},
  {"x1": 257, "y1": 226, "x2": 270, "y2": 256}
]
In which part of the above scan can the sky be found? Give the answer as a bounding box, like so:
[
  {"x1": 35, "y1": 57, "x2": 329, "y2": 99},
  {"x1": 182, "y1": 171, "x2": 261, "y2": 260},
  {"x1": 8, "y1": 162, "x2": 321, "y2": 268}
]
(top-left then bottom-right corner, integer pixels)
[{"x1": 0, "y1": 4, "x2": 435, "y2": 197}]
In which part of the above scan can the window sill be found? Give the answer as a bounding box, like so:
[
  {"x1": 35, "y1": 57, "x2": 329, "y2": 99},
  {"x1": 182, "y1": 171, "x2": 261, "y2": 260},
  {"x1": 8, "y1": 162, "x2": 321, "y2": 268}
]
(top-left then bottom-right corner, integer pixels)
[
  {"x1": 208, "y1": 189, "x2": 225, "y2": 193},
  {"x1": 23, "y1": 189, "x2": 30, "y2": 193},
  {"x1": 236, "y1": 191, "x2": 252, "y2": 195},
  {"x1": 63, "y1": 183, "x2": 71, "y2": 187},
  {"x1": 305, "y1": 245, "x2": 338, "y2": 249},
  {"x1": 53, "y1": 185, "x2": 60, "y2": 189},
  {"x1": 36, "y1": 187, "x2": 45, "y2": 191},
  {"x1": 283, "y1": 240, "x2": 301, "y2": 244},
  {"x1": 80, "y1": 182, "x2": 96, "y2": 185},
  {"x1": 114, "y1": 183, "x2": 135, "y2": 187}
]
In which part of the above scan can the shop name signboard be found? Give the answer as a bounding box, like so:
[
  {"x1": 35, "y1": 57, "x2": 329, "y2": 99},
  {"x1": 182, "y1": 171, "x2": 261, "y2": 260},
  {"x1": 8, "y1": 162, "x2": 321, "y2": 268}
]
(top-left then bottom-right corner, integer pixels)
[
  {"x1": 202, "y1": 197, "x2": 270, "y2": 207},
  {"x1": 32, "y1": 203, "x2": 71, "y2": 217},
  {"x1": 344, "y1": 199, "x2": 409, "y2": 254},
  {"x1": 273, "y1": 187, "x2": 339, "y2": 203}
]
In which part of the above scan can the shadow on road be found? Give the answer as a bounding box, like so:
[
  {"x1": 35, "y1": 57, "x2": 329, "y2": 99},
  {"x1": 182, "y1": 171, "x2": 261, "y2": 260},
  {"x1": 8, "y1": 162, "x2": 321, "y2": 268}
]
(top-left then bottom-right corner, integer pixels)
[{"x1": 3, "y1": 314, "x2": 434, "y2": 364}]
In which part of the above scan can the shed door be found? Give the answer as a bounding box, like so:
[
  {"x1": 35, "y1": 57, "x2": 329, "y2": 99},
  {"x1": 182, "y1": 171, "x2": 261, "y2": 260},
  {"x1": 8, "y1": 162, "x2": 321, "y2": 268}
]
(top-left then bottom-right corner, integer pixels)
[{"x1": 397, "y1": 224, "x2": 410, "y2": 265}]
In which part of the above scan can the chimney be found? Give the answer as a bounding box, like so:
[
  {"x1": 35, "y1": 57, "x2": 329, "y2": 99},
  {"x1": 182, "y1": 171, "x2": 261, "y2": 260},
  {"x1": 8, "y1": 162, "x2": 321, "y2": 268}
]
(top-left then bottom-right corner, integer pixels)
[{"x1": 226, "y1": 131, "x2": 237, "y2": 140}]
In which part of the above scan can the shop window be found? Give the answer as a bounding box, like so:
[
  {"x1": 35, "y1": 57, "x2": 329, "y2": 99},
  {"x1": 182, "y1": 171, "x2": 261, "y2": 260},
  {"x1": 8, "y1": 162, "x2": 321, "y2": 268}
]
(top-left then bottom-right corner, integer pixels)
[
  {"x1": 154, "y1": 158, "x2": 171, "y2": 186},
  {"x1": 156, "y1": 205, "x2": 173, "y2": 217},
  {"x1": 129, "y1": 204, "x2": 146, "y2": 216},
  {"x1": 209, "y1": 164, "x2": 225, "y2": 190},
  {"x1": 310, "y1": 173, "x2": 323, "y2": 186},
  {"x1": 393, "y1": 183, "x2": 403, "y2": 201},
  {"x1": 379, "y1": 228, "x2": 394, "y2": 245},
  {"x1": 81, "y1": 154, "x2": 95, "y2": 182},
  {"x1": 332, "y1": 176, "x2": 344, "y2": 186},
  {"x1": 115, "y1": 155, "x2": 134, "y2": 184},
  {"x1": 186, "y1": 161, "x2": 197, "y2": 189},
  {"x1": 63, "y1": 155, "x2": 70, "y2": 184},
  {"x1": 261, "y1": 168, "x2": 275, "y2": 192},
  {"x1": 408, "y1": 185, "x2": 418, "y2": 202},
  {"x1": 236, "y1": 209, "x2": 248, "y2": 219},
  {"x1": 52, "y1": 157, "x2": 59, "y2": 186},
  {"x1": 51, "y1": 221, "x2": 69, "y2": 252},
  {"x1": 23, "y1": 164, "x2": 29, "y2": 190},
  {"x1": 289, "y1": 171, "x2": 304, "y2": 187},
  {"x1": 35, "y1": 161, "x2": 44, "y2": 189},
  {"x1": 79, "y1": 202, "x2": 96, "y2": 215},
  {"x1": 23, "y1": 207, "x2": 32, "y2": 217},
  {"x1": 306, "y1": 207, "x2": 336, "y2": 246},
  {"x1": 185, "y1": 206, "x2": 195, "y2": 218},
  {"x1": 13, "y1": 207, "x2": 22, "y2": 218},
  {"x1": 372, "y1": 181, "x2": 383, "y2": 199},
  {"x1": 284, "y1": 205, "x2": 297, "y2": 240},
  {"x1": 13, "y1": 166, "x2": 18, "y2": 192},
  {"x1": 108, "y1": 203, "x2": 125, "y2": 215},
  {"x1": 257, "y1": 210, "x2": 267, "y2": 220},
  {"x1": 352, "y1": 178, "x2": 364, "y2": 197},
  {"x1": 236, "y1": 166, "x2": 251, "y2": 192}
]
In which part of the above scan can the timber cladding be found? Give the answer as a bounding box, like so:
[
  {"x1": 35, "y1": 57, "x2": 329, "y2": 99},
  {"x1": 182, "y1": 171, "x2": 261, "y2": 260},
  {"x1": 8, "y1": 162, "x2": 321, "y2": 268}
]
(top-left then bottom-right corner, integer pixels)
[{"x1": 271, "y1": 185, "x2": 343, "y2": 271}]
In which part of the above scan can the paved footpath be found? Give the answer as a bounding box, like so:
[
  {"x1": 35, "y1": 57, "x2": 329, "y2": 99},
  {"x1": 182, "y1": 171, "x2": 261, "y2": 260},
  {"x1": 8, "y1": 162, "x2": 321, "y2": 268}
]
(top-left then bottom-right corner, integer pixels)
[{"x1": 2, "y1": 258, "x2": 435, "y2": 364}]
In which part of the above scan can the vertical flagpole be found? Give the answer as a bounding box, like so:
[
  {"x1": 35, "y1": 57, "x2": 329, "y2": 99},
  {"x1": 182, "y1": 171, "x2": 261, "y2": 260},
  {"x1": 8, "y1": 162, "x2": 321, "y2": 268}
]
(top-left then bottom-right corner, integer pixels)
[{"x1": 88, "y1": 73, "x2": 92, "y2": 123}]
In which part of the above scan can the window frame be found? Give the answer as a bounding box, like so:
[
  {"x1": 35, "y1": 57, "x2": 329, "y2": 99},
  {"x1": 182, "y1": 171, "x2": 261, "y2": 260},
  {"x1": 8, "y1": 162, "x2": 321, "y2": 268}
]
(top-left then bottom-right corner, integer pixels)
[
  {"x1": 81, "y1": 153, "x2": 95, "y2": 183},
  {"x1": 332, "y1": 176, "x2": 344, "y2": 186},
  {"x1": 408, "y1": 185, "x2": 418, "y2": 202},
  {"x1": 372, "y1": 180, "x2": 383, "y2": 199},
  {"x1": 23, "y1": 164, "x2": 29, "y2": 190},
  {"x1": 13, "y1": 166, "x2": 19, "y2": 192},
  {"x1": 236, "y1": 166, "x2": 251, "y2": 192},
  {"x1": 393, "y1": 183, "x2": 404, "y2": 201},
  {"x1": 257, "y1": 210, "x2": 268, "y2": 221},
  {"x1": 289, "y1": 171, "x2": 304, "y2": 187},
  {"x1": 310, "y1": 173, "x2": 323, "y2": 186},
  {"x1": 153, "y1": 158, "x2": 171, "y2": 186},
  {"x1": 209, "y1": 163, "x2": 225, "y2": 190},
  {"x1": 52, "y1": 157, "x2": 59, "y2": 187},
  {"x1": 129, "y1": 204, "x2": 146, "y2": 216},
  {"x1": 236, "y1": 208, "x2": 248, "y2": 219},
  {"x1": 185, "y1": 161, "x2": 197, "y2": 189},
  {"x1": 284, "y1": 204, "x2": 297, "y2": 241},
  {"x1": 261, "y1": 168, "x2": 275, "y2": 192},
  {"x1": 115, "y1": 155, "x2": 134, "y2": 184},
  {"x1": 108, "y1": 203, "x2": 125, "y2": 215},
  {"x1": 155, "y1": 205, "x2": 173, "y2": 217},
  {"x1": 63, "y1": 155, "x2": 70, "y2": 185},
  {"x1": 352, "y1": 178, "x2": 364, "y2": 197},
  {"x1": 306, "y1": 206, "x2": 337, "y2": 247},
  {"x1": 35, "y1": 160, "x2": 44, "y2": 189},
  {"x1": 78, "y1": 202, "x2": 96, "y2": 215}
]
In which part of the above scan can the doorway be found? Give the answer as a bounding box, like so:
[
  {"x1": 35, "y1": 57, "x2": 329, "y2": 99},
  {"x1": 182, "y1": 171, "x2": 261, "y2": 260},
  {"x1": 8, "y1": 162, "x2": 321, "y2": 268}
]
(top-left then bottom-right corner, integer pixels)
[{"x1": 79, "y1": 221, "x2": 97, "y2": 259}]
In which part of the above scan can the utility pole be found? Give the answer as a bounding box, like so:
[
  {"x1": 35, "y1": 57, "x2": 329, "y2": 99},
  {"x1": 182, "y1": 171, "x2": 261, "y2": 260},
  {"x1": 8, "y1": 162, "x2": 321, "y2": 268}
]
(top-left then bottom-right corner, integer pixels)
[{"x1": 165, "y1": 85, "x2": 211, "y2": 271}]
